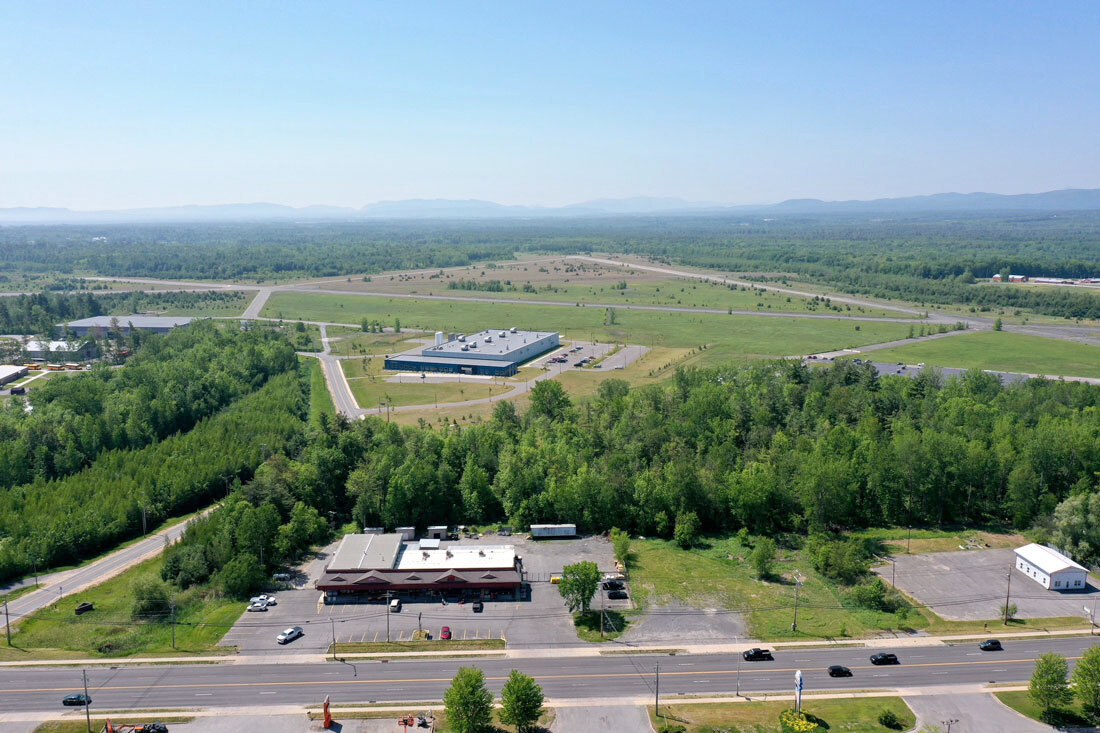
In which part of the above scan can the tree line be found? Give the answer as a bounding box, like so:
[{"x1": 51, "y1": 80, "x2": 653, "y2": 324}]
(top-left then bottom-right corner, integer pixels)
[
  {"x1": 0, "y1": 290, "x2": 245, "y2": 335},
  {"x1": 0, "y1": 321, "x2": 297, "y2": 489}
]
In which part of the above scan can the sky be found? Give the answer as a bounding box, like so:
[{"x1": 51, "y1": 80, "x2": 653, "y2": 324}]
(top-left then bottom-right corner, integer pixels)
[{"x1": 2, "y1": 2, "x2": 1099, "y2": 209}]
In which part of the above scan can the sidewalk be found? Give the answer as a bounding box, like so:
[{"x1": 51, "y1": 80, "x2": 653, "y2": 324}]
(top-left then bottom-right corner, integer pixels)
[{"x1": 2, "y1": 626, "x2": 1093, "y2": 667}]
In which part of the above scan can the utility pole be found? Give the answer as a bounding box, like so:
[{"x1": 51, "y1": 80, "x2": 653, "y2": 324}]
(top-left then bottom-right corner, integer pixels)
[
  {"x1": 654, "y1": 661, "x2": 660, "y2": 720},
  {"x1": 4, "y1": 600, "x2": 10, "y2": 645},
  {"x1": 33, "y1": 558, "x2": 39, "y2": 588},
  {"x1": 170, "y1": 598, "x2": 176, "y2": 649},
  {"x1": 385, "y1": 591, "x2": 392, "y2": 642},
  {"x1": 906, "y1": 524, "x2": 912, "y2": 554},
  {"x1": 330, "y1": 618, "x2": 337, "y2": 661},
  {"x1": 1003, "y1": 566, "x2": 1013, "y2": 625},
  {"x1": 82, "y1": 669, "x2": 92, "y2": 733},
  {"x1": 891, "y1": 557, "x2": 896, "y2": 587},
  {"x1": 141, "y1": 504, "x2": 147, "y2": 536},
  {"x1": 792, "y1": 573, "x2": 803, "y2": 633}
]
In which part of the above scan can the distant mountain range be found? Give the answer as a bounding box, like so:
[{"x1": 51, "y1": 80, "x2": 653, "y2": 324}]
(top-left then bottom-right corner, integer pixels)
[{"x1": 2, "y1": 188, "x2": 1100, "y2": 224}]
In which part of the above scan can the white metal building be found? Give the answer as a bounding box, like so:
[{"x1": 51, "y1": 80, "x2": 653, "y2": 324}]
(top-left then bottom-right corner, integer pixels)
[
  {"x1": 1014, "y1": 543, "x2": 1088, "y2": 591},
  {"x1": 530, "y1": 523, "x2": 578, "y2": 539}
]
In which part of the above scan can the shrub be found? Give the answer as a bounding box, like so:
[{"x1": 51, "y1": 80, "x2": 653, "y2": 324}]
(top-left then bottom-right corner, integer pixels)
[{"x1": 878, "y1": 708, "x2": 903, "y2": 729}]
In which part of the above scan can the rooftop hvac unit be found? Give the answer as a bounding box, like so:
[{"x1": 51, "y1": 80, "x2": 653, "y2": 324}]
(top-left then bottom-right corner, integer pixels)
[
  {"x1": 510, "y1": 326, "x2": 517, "y2": 333},
  {"x1": 470, "y1": 341, "x2": 478, "y2": 348},
  {"x1": 458, "y1": 335, "x2": 466, "y2": 342},
  {"x1": 461, "y1": 345, "x2": 469, "y2": 351},
  {"x1": 485, "y1": 335, "x2": 492, "y2": 342},
  {"x1": 434, "y1": 331, "x2": 444, "y2": 346},
  {"x1": 445, "y1": 550, "x2": 453, "y2": 558},
  {"x1": 499, "y1": 331, "x2": 507, "y2": 337},
  {"x1": 449, "y1": 332, "x2": 457, "y2": 341}
]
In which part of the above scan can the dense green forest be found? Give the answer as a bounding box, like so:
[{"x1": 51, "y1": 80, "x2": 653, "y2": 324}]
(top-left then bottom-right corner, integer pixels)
[
  {"x1": 0, "y1": 290, "x2": 244, "y2": 335},
  {"x1": 0, "y1": 369, "x2": 306, "y2": 583},
  {"x1": 162, "y1": 361, "x2": 1100, "y2": 598},
  {"x1": 0, "y1": 322, "x2": 296, "y2": 489},
  {"x1": 3, "y1": 214, "x2": 1100, "y2": 316}
]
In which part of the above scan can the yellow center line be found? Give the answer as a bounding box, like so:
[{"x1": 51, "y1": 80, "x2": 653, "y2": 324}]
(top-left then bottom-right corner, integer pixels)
[{"x1": 1, "y1": 654, "x2": 1069, "y2": 695}]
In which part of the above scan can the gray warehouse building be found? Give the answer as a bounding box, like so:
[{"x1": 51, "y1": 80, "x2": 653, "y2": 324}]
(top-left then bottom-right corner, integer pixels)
[
  {"x1": 384, "y1": 328, "x2": 559, "y2": 377},
  {"x1": 62, "y1": 316, "x2": 195, "y2": 337}
]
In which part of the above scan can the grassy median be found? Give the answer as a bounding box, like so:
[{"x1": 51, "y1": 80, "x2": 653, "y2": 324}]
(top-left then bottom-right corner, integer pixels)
[{"x1": 651, "y1": 697, "x2": 914, "y2": 732}]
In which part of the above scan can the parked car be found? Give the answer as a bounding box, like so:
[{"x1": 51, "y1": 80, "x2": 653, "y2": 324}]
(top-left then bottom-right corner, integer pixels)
[
  {"x1": 870, "y1": 653, "x2": 899, "y2": 665},
  {"x1": 272, "y1": 573, "x2": 291, "y2": 582},
  {"x1": 133, "y1": 724, "x2": 168, "y2": 733},
  {"x1": 607, "y1": 589, "x2": 629, "y2": 600},
  {"x1": 441, "y1": 626, "x2": 452, "y2": 640},
  {"x1": 742, "y1": 648, "x2": 773, "y2": 661},
  {"x1": 259, "y1": 594, "x2": 276, "y2": 606},
  {"x1": 827, "y1": 665, "x2": 852, "y2": 677},
  {"x1": 390, "y1": 598, "x2": 402, "y2": 612},
  {"x1": 979, "y1": 639, "x2": 1002, "y2": 651},
  {"x1": 247, "y1": 603, "x2": 268, "y2": 612},
  {"x1": 602, "y1": 580, "x2": 625, "y2": 590},
  {"x1": 276, "y1": 626, "x2": 304, "y2": 645},
  {"x1": 62, "y1": 694, "x2": 91, "y2": 706},
  {"x1": 472, "y1": 601, "x2": 484, "y2": 613},
  {"x1": 249, "y1": 596, "x2": 267, "y2": 606}
]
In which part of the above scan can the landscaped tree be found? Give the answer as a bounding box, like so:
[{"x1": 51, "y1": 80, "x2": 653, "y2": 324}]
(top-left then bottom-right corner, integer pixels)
[
  {"x1": 751, "y1": 537, "x2": 777, "y2": 579},
  {"x1": 1072, "y1": 645, "x2": 1100, "y2": 720},
  {"x1": 999, "y1": 602, "x2": 1018, "y2": 622},
  {"x1": 499, "y1": 669, "x2": 545, "y2": 733},
  {"x1": 610, "y1": 527, "x2": 631, "y2": 569},
  {"x1": 528, "y1": 380, "x2": 571, "y2": 421},
  {"x1": 1029, "y1": 652, "x2": 1072, "y2": 720},
  {"x1": 558, "y1": 560, "x2": 601, "y2": 613},
  {"x1": 673, "y1": 511, "x2": 700, "y2": 549},
  {"x1": 443, "y1": 666, "x2": 493, "y2": 733}
]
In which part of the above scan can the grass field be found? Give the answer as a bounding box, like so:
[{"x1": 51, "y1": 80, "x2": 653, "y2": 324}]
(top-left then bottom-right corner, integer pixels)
[
  {"x1": 995, "y1": 690, "x2": 1094, "y2": 728},
  {"x1": 110, "y1": 291, "x2": 252, "y2": 317},
  {"x1": 348, "y1": 373, "x2": 512, "y2": 410},
  {"x1": 326, "y1": 329, "x2": 423, "y2": 356},
  {"x1": 301, "y1": 355, "x2": 335, "y2": 422},
  {"x1": 651, "y1": 697, "x2": 915, "y2": 733},
  {"x1": 867, "y1": 330, "x2": 1100, "y2": 379},
  {"x1": 8, "y1": 555, "x2": 240, "y2": 657},
  {"x1": 262, "y1": 292, "x2": 914, "y2": 358},
  {"x1": 574, "y1": 610, "x2": 630, "y2": 642},
  {"x1": 850, "y1": 527, "x2": 1025, "y2": 555},
  {"x1": 630, "y1": 537, "x2": 926, "y2": 641}
]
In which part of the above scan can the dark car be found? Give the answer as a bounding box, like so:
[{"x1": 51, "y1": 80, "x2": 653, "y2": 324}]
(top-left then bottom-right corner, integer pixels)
[
  {"x1": 870, "y1": 653, "x2": 899, "y2": 665},
  {"x1": 62, "y1": 693, "x2": 91, "y2": 706},
  {"x1": 441, "y1": 626, "x2": 452, "y2": 640},
  {"x1": 75, "y1": 601, "x2": 94, "y2": 616},
  {"x1": 134, "y1": 724, "x2": 168, "y2": 733},
  {"x1": 827, "y1": 665, "x2": 852, "y2": 677},
  {"x1": 472, "y1": 601, "x2": 484, "y2": 613},
  {"x1": 979, "y1": 639, "x2": 1002, "y2": 651},
  {"x1": 742, "y1": 648, "x2": 773, "y2": 661},
  {"x1": 602, "y1": 580, "x2": 625, "y2": 590},
  {"x1": 607, "y1": 589, "x2": 629, "y2": 600}
]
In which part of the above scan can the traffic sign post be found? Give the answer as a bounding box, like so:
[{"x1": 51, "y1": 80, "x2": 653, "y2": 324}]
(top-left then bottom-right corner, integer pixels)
[{"x1": 795, "y1": 670, "x2": 804, "y2": 714}]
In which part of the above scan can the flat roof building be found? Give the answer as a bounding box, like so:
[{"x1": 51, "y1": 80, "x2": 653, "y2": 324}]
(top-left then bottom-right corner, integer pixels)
[
  {"x1": 317, "y1": 533, "x2": 522, "y2": 601},
  {"x1": 22, "y1": 339, "x2": 97, "y2": 361},
  {"x1": 1015, "y1": 543, "x2": 1088, "y2": 591},
  {"x1": 0, "y1": 365, "x2": 29, "y2": 386},
  {"x1": 63, "y1": 316, "x2": 195, "y2": 337},
  {"x1": 384, "y1": 328, "x2": 559, "y2": 377}
]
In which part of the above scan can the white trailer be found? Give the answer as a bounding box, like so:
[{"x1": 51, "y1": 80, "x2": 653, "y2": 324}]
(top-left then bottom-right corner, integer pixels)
[{"x1": 530, "y1": 523, "x2": 577, "y2": 539}]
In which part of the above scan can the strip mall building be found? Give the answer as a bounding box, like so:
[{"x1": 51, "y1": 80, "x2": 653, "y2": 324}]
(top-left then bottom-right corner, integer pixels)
[{"x1": 316, "y1": 533, "x2": 523, "y2": 603}]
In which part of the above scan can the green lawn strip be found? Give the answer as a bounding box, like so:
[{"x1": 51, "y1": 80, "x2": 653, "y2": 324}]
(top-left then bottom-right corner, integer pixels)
[
  {"x1": 35, "y1": 719, "x2": 196, "y2": 733},
  {"x1": 573, "y1": 610, "x2": 631, "y2": 642},
  {"x1": 309, "y1": 707, "x2": 555, "y2": 732},
  {"x1": 914, "y1": 609, "x2": 1086, "y2": 637},
  {"x1": 651, "y1": 696, "x2": 915, "y2": 732},
  {"x1": 9, "y1": 555, "x2": 241, "y2": 657},
  {"x1": 0, "y1": 582, "x2": 37, "y2": 605},
  {"x1": 300, "y1": 355, "x2": 336, "y2": 422},
  {"x1": 631, "y1": 538, "x2": 923, "y2": 641},
  {"x1": 347, "y1": 377, "x2": 512, "y2": 410},
  {"x1": 867, "y1": 330, "x2": 1100, "y2": 379},
  {"x1": 261, "y1": 292, "x2": 915, "y2": 355},
  {"x1": 331, "y1": 639, "x2": 506, "y2": 653},
  {"x1": 994, "y1": 690, "x2": 1094, "y2": 728}
]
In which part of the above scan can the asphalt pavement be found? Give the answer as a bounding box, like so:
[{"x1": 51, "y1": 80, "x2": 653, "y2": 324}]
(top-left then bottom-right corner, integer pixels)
[{"x1": 3, "y1": 637, "x2": 1097, "y2": 713}]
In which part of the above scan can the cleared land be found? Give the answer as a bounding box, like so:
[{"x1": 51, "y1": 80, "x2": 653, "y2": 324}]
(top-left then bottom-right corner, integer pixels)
[
  {"x1": 348, "y1": 374, "x2": 512, "y2": 410},
  {"x1": 995, "y1": 690, "x2": 1094, "y2": 728},
  {"x1": 301, "y1": 355, "x2": 335, "y2": 422},
  {"x1": 651, "y1": 697, "x2": 915, "y2": 733},
  {"x1": 6, "y1": 555, "x2": 239, "y2": 658},
  {"x1": 866, "y1": 330, "x2": 1100, "y2": 379},
  {"x1": 262, "y1": 292, "x2": 915, "y2": 360}
]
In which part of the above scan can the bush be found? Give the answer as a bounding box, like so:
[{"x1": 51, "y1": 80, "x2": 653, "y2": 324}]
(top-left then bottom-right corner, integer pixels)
[
  {"x1": 674, "y1": 511, "x2": 700, "y2": 549},
  {"x1": 751, "y1": 537, "x2": 777, "y2": 579},
  {"x1": 806, "y1": 534, "x2": 870, "y2": 584},
  {"x1": 130, "y1": 577, "x2": 171, "y2": 620},
  {"x1": 878, "y1": 708, "x2": 903, "y2": 729},
  {"x1": 779, "y1": 708, "x2": 821, "y2": 732}
]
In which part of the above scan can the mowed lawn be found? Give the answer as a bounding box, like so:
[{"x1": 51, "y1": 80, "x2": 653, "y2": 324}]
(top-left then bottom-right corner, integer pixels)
[
  {"x1": 868, "y1": 330, "x2": 1100, "y2": 379},
  {"x1": 348, "y1": 377, "x2": 512, "y2": 409},
  {"x1": 262, "y1": 292, "x2": 914, "y2": 357},
  {"x1": 630, "y1": 537, "x2": 927, "y2": 640},
  {"x1": 9, "y1": 556, "x2": 240, "y2": 657},
  {"x1": 651, "y1": 697, "x2": 915, "y2": 733}
]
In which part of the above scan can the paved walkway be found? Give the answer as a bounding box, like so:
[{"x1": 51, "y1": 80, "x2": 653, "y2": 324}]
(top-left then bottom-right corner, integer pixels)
[{"x1": 552, "y1": 704, "x2": 654, "y2": 733}]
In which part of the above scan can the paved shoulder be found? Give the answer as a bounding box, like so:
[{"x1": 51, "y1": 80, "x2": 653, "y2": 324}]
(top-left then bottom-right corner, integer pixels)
[
  {"x1": 905, "y1": 693, "x2": 1052, "y2": 733},
  {"x1": 552, "y1": 705, "x2": 655, "y2": 733}
]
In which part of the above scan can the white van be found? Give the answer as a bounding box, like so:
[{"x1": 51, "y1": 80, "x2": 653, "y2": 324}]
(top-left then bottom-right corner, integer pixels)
[{"x1": 389, "y1": 598, "x2": 401, "y2": 612}]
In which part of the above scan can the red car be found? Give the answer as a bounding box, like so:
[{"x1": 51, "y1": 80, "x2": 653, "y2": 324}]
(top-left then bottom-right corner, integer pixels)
[{"x1": 441, "y1": 626, "x2": 452, "y2": 640}]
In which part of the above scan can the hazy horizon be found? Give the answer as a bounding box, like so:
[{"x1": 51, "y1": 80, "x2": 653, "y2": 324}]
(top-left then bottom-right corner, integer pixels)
[{"x1": 3, "y1": 3, "x2": 1099, "y2": 209}]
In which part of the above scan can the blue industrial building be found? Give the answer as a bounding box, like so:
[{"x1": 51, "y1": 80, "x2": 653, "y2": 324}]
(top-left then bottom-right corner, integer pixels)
[{"x1": 384, "y1": 328, "x2": 559, "y2": 377}]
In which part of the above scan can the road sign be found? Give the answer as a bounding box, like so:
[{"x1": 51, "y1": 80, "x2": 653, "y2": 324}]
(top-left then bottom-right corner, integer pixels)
[{"x1": 795, "y1": 669, "x2": 804, "y2": 712}]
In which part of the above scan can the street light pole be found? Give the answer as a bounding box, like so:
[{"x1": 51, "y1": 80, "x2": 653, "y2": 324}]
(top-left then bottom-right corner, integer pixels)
[
  {"x1": 330, "y1": 617, "x2": 337, "y2": 661},
  {"x1": 1003, "y1": 566, "x2": 1013, "y2": 625},
  {"x1": 82, "y1": 669, "x2": 92, "y2": 733}
]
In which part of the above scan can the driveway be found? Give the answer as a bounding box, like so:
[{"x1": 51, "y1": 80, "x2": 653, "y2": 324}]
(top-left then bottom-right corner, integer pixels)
[
  {"x1": 905, "y1": 693, "x2": 1053, "y2": 733},
  {"x1": 876, "y1": 549, "x2": 1100, "y2": 621},
  {"x1": 552, "y1": 705, "x2": 654, "y2": 733}
]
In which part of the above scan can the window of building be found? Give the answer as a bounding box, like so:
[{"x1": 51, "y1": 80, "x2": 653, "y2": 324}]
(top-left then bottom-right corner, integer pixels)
[{"x1": 1055, "y1": 580, "x2": 1061, "y2": 588}]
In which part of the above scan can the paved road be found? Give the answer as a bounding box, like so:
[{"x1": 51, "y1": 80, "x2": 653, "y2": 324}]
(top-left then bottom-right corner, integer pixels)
[
  {"x1": 552, "y1": 705, "x2": 653, "y2": 733},
  {"x1": 905, "y1": 692, "x2": 1052, "y2": 733},
  {"x1": 3, "y1": 637, "x2": 1096, "y2": 713},
  {"x1": 1, "y1": 513, "x2": 201, "y2": 624}
]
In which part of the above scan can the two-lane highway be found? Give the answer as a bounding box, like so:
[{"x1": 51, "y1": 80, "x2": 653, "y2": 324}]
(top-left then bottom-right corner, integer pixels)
[{"x1": 3, "y1": 638, "x2": 1097, "y2": 712}]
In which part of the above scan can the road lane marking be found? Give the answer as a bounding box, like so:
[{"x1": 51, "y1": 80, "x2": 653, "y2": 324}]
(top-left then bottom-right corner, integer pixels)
[{"x1": 3, "y1": 654, "x2": 1072, "y2": 695}]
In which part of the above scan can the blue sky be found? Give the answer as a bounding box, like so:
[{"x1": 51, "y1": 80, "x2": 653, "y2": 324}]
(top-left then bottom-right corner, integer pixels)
[{"x1": 2, "y1": 2, "x2": 1098, "y2": 208}]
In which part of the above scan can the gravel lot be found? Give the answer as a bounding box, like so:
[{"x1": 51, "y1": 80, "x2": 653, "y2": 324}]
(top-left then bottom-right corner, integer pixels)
[
  {"x1": 875, "y1": 548, "x2": 1100, "y2": 621},
  {"x1": 220, "y1": 534, "x2": 621, "y2": 653}
]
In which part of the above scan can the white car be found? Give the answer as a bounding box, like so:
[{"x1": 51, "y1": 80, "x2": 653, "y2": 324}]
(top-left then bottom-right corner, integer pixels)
[
  {"x1": 247, "y1": 603, "x2": 268, "y2": 612},
  {"x1": 259, "y1": 594, "x2": 276, "y2": 606},
  {"x1": 249, "y1": 596, "x2": 266, "y2": 605},
  {"x1": 276, "y1": 626, "x2": 304, "y2": 644}
]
